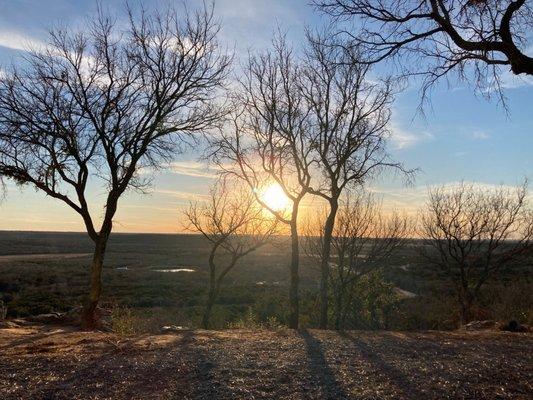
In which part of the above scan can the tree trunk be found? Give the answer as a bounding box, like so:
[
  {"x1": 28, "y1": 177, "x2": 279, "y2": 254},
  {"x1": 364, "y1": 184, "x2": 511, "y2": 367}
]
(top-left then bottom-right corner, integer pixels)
[
  {"x1": 319, "y1": 198, "x2": 338, "y2": 329},
  {"x1": 202, "y1": 291, "x2": 217, "y2": 330},
  {"x1": 334, "y1": 289, "x2": 343, "y2": 330},
  {"x1": 460, "y1": 295, "x2": 474, "y2": 326},
  {"x1": 81, "y1": 198, "x2": 116, "y2": 330},
  {"x1": 202, "y1": 254, "x2": 218, "y2": 329},
  {"x1": 288, "y1": 204, "x2": 300, "y2": 329},
  {"x1": 81, "y1": 235, "x2": 108, "y2": 329}
]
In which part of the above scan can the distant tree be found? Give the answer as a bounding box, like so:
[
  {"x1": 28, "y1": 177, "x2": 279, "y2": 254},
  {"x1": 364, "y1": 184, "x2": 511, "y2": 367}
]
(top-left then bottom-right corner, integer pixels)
[
  {"x1": 210, "y1": 36, "x2": 314, "y2": 329},
  {"x1": 301, "y1": 31, "x2": 412, "y2": 328},
  {"x1": 305, "y1": 190, "x2": 410, "y2": 329},
  {"x1": 184, "y1": 179, "x2": 278, "y2": 329},
  {"x1": 0, "y1": 5, "x2": 230, "y2": 328},
  {"x1": 421, "y1": 181, "x2": 533, "y2": 324},
  {"x1": 315, "y1": 0, "x2": 533, "y2": 103}
]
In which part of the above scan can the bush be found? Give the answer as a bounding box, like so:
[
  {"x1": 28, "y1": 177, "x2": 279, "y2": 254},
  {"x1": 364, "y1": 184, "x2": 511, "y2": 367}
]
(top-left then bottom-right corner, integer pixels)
[
  {"x1": 110, "y1": 306, "x2": 137, "y2": 335},
  {"x1": 330, "y1": 270, "x2": 398, "y2": 330}
]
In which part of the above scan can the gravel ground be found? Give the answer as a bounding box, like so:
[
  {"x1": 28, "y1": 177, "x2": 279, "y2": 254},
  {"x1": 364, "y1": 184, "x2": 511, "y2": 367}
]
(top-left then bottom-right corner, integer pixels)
[{"x1": 1, "y1": 324, "x2": 531, "y2": 399}]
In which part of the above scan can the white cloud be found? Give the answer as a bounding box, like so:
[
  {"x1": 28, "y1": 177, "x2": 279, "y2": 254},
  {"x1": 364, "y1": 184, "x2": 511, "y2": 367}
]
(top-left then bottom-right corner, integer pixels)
[
  {"x1": 154, "y1": 189, "x2": 207, "y2": 202},
  {"x1": 137, "y1": 160, "x2": 221, "y2": 179},
  {"x1": 499, "y1": 68, "x2": 533, "y2": 90},
  {"x1": 0, "y1": 30, "x2": 47, "y2": 52},
  {"x1": 169, "y1": 161, "x2": 219, "y2": 179},
  {"x1": 368, "y1": 180, "x2": 532, "y2": 215},
  {"x1": 389, "y1": 124, "x2": 433, "y2": 150},
  {"x1": 470, "y1": 130, "x2": 490, "y2": 140}
]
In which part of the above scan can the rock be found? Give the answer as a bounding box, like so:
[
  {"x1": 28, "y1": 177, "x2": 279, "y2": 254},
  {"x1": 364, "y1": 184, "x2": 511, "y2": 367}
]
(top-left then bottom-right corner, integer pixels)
[
  {"x1": 160, "y1": 325, "x2": 187, "y2": 333},
  {"x1": 27, "y1": 313, "x2": 64, "y2": 324},
  {"x1": 463, "y1": 320, "x2": 495, "y2": 331}
]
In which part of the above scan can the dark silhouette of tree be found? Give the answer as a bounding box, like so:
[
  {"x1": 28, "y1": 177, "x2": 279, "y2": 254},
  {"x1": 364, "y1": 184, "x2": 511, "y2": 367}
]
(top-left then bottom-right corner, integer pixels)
[
  {"x1": 0, "y1": 4, "x2": 230, "y2": 328},
  {"x1": 421, "y1": 181, "x2": 533, "y2": 324},
  {"x1": 184, "y1": 179, "x2": 278, "y2": 329},
  {"x1": 305, "y1": 191, "x2": 410, "y2": 329},
  {"x1": 315, "y1": 0, "x2": 533, "y2": 103},
  {"x1": 210, "y1": 35, "x2": 314, "y2": 329},
  {"x1": 211, "y1": 32, "x2": 409, "y2": 328},
  {"x1": 301, "y1": 31, "x2": 412, "y2": 328}
]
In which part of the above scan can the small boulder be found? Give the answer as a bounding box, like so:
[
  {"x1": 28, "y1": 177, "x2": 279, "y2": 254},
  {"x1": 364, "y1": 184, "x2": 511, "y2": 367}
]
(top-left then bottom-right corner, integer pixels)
[
  {"x1": 27, "y1": 313, "x2": 64, "y2": 324},
  {"x1": 463, "y1": 320, "x2": 495, "y2": 331},
  {"x1": 160, "y1": 325, "x2": 187, "y2": 333}
]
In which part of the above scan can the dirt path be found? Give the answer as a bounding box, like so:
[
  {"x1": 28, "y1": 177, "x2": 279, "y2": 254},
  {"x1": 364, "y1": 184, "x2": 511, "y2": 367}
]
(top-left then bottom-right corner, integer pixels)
[
  {"x1": 0, "y1": 253, "x2": 91, "y2": 263},
  {"x1": 0, "y1": 324, "x2": 531, "y2": 399}
]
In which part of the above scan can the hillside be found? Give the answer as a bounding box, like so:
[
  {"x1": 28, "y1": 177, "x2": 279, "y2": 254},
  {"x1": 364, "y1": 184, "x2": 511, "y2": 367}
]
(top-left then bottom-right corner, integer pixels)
[{"x1": 1, "y1": 324, "x2": 531, "y2": 399}]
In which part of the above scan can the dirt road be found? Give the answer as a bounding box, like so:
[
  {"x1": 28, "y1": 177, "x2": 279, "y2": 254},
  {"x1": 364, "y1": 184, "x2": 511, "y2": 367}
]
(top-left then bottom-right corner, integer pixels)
[{"x1": 0, "y1": 253, "x2": 91, "y2": 263}]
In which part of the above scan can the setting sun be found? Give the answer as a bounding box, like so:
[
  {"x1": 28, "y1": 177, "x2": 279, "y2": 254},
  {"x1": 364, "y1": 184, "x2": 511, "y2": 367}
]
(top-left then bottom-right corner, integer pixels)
[{"x1": 260, "y1": 184, "x2": 290, "y2": 211}]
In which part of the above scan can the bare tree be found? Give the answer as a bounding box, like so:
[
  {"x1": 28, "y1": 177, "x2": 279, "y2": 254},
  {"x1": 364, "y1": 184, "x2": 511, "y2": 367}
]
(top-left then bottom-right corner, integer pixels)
[
  {"x1": 0, "y1": 4, "x2": 230, "y2": 328},
  {"x1": 305, "y1": 191, "x2": 411, "y2": 329},
  {"x1": 210, "y1": 36, "x2": 314, "y2": 329},
  {"x1": 421, "y1": 181, "x2": 533, "y2": 324},
  {"x1": 315, "y1": 0, "x2": 533, "y2": 103},
  {"x1": 184, "y1": 179, "x2": 277, "y2": 329},
  {"x1": 301, "y1": 32, "x2": 413, "y2": 328}
]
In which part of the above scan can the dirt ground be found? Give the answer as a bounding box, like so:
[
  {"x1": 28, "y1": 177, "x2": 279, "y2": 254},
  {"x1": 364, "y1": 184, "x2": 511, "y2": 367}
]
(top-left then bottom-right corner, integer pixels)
[{"x1": 1, "y1": 324, "x2": 531, "y2": 399}]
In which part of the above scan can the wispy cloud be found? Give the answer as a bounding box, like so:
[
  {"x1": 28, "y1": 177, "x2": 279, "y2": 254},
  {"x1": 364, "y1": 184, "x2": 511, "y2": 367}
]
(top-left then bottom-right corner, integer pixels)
[
  {"x1": 169, "y1": 161, "x2": 219, "y2": 179},
  {"x1": 368, "y1": 180, "x2": 532, "y2": 214},
  {"x1": 137, "y1": 160, "x2": 221, "y2": 179},
  {"x1": 470, "y1": 130, "x2": 490, "y2": 140},
  {"x1": 389, "y1": 123, "x2": 433, "y2": 150},
  {"x1": 154, "y1": 189, "x2": 207, "y2": 202},
  {"x1": 0, "y1": 30, "x2": 47, "y2": 52},
  {"x1": 499, "y1": 68, "x2": 533, "y2": 90}
]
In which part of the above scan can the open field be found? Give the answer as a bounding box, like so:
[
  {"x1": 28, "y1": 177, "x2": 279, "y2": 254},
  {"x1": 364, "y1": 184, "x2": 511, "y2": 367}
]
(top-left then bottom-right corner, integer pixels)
[
  {"x1": 0, "y1": 231, "x2": 531, "y2": 330},
  {"x1": 1, "y1": 323, "x2": 531, "y2": 399}
]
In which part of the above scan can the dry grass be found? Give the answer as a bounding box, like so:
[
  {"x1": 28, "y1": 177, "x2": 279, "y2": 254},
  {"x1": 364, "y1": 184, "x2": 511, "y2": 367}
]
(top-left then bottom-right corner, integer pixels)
[{"x1": 1, "y1": 324, "x2": 531, "y2": 399}]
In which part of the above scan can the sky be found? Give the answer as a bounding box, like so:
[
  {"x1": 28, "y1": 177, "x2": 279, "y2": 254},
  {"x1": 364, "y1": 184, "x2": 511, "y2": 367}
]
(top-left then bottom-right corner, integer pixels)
[{"x1": 0, "y1": 0, "x2": 531, "y2": 233}]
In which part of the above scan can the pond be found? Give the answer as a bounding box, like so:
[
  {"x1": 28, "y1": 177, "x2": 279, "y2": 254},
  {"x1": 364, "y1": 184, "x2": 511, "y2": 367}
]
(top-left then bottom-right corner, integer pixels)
[{"x1": 152, "y1": 268, "x2": 196, "y2": 273}]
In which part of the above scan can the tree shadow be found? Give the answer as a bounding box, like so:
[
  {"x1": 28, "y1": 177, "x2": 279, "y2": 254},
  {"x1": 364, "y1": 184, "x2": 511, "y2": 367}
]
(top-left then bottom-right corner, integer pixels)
[
  {"x1": 300, "y1": 329, "x2": 349, "y2": 400},
  {"x1": 0, "y1": 327, "x2": 68, "y2": 350},
  {"x1": 173, "y1": 330, "x2": 238, "y2": 400},
  {"x1": 340, "y1": 331, "x2": 429, "y2": 398}
]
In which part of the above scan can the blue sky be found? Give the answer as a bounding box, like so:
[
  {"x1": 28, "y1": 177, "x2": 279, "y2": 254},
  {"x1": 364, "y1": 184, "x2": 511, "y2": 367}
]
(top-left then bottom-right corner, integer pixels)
[{"x1": 0, "y1": 0, "x2": 531, "y2": 233}]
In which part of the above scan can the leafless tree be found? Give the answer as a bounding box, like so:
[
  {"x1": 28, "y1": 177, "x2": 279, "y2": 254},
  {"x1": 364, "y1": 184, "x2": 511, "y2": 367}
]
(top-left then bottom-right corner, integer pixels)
[
  {"x1": 209, "y1": 36, "x2": 314, "y2": 329},
  {"x1": 305, "y1": 190, "x2": 411, "y2": 329},
  {"x1": 315, "y1": 0, "x2": 533, "y2": 104},
  {"x1": 421, "y1": 181, "x2": 533, "y2": 324},
  {"x1": 184, "y1": 179, "x2": 278, "y2": 329},
  {"x1": 301, "y1": 31, "x2": 413, "y2": 328},
  {"x1": 0, "y1": 4, "x2": 230, "y2": 328}
]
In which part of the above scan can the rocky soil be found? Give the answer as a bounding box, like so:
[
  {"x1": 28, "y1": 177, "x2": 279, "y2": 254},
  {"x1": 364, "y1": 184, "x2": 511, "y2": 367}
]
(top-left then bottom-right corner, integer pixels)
[{"x1": 1, "y1": 323, "x2": 531, "y2": 399}]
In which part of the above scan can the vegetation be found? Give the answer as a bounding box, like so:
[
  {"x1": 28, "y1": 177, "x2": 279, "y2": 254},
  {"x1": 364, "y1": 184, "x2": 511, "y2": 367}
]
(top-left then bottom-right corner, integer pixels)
[
  {"x1": 184, "y1": 179, "x2": 278, "y2": 328},
  {"x1": 0, "y1": 4, "x2": 230, "y2": 328},
  {"x1": 421, "y1": 181, "x2": 533, "y2": 324},
  {"x1": 0, "y1": 2, "x2": 530, "y2": 336},
  {"x1": 0, "y1": 231, "x2": 530, "y2": 331}
]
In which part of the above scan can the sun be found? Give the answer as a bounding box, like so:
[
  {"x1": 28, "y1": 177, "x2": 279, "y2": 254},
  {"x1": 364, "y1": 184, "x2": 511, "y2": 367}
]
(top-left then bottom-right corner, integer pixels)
[{"x1": 260, "y1": 184, "x2": 290, "y2": 211}]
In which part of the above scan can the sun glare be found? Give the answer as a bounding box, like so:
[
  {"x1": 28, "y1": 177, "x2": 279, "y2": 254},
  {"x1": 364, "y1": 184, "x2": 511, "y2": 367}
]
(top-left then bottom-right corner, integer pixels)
[{"x1": 260, "y1": 184, "x2": 290, "y2": 211}]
